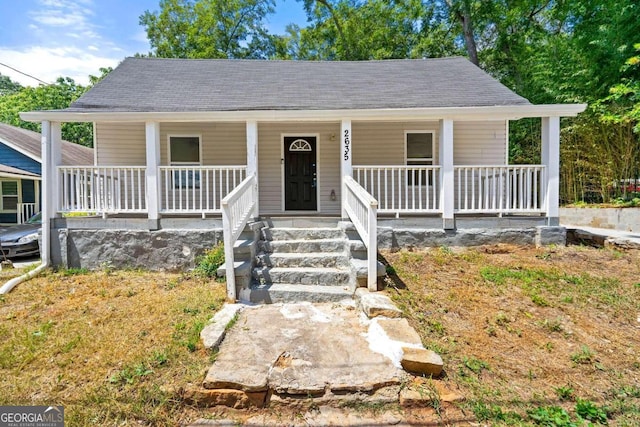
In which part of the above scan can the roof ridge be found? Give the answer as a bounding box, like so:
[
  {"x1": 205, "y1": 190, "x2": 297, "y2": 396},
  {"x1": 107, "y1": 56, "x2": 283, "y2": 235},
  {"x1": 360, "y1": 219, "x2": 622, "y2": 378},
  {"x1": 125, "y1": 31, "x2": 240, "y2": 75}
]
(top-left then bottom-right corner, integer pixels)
[{"x1": 123, "y1": 56, "x2": 469, "y2": 64}]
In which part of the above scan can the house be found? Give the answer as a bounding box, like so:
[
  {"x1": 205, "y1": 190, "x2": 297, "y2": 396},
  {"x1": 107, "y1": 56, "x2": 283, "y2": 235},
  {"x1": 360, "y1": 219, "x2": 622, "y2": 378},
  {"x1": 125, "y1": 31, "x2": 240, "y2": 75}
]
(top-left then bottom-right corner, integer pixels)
[
  {"x1": 0, "y1": 122, "x2": 93, "y2": 225},
  {"x1": 21, "y1": 57, "x2": 585, "y2": 301}
]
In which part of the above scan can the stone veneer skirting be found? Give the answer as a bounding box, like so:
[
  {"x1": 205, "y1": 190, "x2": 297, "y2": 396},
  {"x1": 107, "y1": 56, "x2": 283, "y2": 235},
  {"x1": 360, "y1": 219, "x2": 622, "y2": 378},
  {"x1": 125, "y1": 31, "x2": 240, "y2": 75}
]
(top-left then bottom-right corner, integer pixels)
[{"x1": 49, "y1": 225, "x2": 565, "y2": 271}]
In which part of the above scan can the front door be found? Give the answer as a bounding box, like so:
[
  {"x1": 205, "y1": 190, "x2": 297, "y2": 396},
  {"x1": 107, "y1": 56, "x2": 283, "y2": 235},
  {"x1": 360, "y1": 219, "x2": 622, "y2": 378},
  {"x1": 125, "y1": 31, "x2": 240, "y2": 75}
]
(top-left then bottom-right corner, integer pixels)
[{"x1": 284, "y1": 136, "x2": 317, "y2": 211}]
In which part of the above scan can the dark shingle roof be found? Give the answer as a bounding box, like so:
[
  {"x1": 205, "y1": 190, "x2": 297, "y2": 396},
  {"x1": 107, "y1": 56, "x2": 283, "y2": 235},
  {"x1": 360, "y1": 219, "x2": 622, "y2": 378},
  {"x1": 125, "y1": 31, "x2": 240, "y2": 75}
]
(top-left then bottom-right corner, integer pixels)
[
  {"x1": 70, "y1": 57, "x2": 530, "y2": 112},
  {"x1": 0, "y1": 122, "x2": 94, "y2": 166}
]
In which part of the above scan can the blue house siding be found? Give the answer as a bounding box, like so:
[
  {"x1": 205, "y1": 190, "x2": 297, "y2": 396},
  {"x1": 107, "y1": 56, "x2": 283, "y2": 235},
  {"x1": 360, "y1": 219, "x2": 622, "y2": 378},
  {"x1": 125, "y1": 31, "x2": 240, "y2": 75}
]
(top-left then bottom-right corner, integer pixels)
[
  {"x1": 0, "y1": 143, "x2": 41, "y2": 175},
  {"x1": 0, "y1": 212, "x2": 17, "y2": 223},
  {"x1": 21, "y1": 179, "x2": 36, "y2": 204}
]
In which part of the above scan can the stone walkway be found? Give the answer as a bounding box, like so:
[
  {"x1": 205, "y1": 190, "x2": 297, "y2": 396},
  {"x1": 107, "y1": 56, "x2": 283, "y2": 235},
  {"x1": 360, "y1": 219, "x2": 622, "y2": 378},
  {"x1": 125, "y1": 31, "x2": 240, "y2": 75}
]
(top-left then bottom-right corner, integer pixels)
[
  {"x1": 187, "y1": 290, "x2": 459, "y2": 424},
  {"x1": 564, "y1": 224, "x2": 640, "y2": 249}
]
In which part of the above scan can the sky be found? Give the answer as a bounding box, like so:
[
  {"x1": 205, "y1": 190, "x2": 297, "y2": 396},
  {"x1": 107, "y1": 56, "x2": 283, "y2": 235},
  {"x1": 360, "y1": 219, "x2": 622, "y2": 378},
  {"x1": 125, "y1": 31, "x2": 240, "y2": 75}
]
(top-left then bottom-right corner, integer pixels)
[{"x1": 0, "y1": 0, "x2": 307, "y2": 87}]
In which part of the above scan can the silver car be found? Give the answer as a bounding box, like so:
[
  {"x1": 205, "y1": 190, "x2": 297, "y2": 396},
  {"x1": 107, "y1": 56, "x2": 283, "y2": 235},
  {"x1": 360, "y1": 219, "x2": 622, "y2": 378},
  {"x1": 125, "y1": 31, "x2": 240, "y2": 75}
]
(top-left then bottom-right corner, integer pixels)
[{"x1": 0, "y1": 212, "x2": 41, "y2": 258}]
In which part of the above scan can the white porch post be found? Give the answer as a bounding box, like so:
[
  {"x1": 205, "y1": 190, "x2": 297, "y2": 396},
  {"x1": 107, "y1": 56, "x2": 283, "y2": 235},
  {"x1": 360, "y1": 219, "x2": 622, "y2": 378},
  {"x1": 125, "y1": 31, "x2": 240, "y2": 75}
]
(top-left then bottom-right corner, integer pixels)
[
  {"x1": 341, "y1": 119, "x2": 352, "y2": 219},
  {"x1": 541, "y1": 116, "x2": 560, "y2": 226},
  {"x1": 145, "y1": 121, "x2": 161, "y2": 230},
  {"x1": 439, "y1": 119, "x2": 455, "y2": 229},
  {"x1": 40, "y1": 121, "x2": 61, "y2": 266},
  {"x1": 246, "y1": 120, "x2": 259, "y2": 218},
  {"x1": 40, "y1": 121, "x2": 51, "y2": 265}
]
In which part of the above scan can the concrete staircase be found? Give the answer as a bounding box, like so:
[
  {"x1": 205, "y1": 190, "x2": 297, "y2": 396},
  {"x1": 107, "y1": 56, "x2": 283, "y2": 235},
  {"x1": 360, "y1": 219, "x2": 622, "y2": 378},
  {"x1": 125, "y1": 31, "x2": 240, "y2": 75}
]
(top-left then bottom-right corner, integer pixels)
[{"x1": 221, "y1": 218, "x2": 385, "y2": 303}]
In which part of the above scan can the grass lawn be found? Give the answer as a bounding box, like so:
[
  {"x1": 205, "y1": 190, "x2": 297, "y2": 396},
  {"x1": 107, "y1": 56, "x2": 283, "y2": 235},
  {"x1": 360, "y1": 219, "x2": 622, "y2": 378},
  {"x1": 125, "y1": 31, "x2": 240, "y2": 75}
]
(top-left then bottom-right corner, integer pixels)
[
  {"x1": 0, "y1": 268, "x2": 226, "y2": 426},
  {"x1": 0, "y1": 244, "x2": 638, "y2": 426},
  {"x1": 383, "y1": 244, "x2": 640, "y2": 426}
]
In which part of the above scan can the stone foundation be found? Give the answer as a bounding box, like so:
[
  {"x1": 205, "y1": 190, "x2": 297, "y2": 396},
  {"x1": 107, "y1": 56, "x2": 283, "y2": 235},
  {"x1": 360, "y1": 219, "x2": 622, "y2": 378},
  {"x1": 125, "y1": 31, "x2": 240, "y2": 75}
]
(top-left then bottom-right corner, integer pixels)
[
  {"x1": 377, "y1": 226, "x2": 565, "y2": 249},
  {"x1": 51, "y1": 228, "x2": 223, "y2": 270},
  {"x1": 49, "y1": 223, "x2": 565, "y2": 271}
]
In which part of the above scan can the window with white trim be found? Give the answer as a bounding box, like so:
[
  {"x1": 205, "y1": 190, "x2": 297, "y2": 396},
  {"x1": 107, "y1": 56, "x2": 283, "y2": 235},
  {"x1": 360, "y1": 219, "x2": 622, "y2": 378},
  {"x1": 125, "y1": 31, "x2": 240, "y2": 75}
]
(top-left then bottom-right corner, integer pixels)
[
  {"x1": 169, "y1": 136, "x2": 201, "y2": 165},
  {"x1": 0, "y1": 180, "x2": 19, "y2": 212},
  {"x1": 169, "y1": 135, "x2": 201, "y2": 188},
  {"x1": 406, "y1": 131, "x2": 434, "y2": 185}
]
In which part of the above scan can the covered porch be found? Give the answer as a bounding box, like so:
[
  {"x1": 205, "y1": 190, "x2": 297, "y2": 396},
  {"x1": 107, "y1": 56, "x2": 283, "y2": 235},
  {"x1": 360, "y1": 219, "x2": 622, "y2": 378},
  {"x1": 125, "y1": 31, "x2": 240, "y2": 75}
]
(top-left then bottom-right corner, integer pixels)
[{"x1": 26, "y1": 105, "x2": 582, "y2": 299}]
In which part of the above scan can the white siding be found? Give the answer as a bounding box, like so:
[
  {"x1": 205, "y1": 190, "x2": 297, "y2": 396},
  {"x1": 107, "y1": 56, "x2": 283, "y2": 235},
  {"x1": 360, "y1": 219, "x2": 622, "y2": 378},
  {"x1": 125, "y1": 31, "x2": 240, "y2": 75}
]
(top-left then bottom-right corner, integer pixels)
[
  {"x1": 258, "y1": 122, "x2": 341, "y2": 215},
  {"x1": 352, "y1": 121, "x2": 440, "y2": 166},
  {"x1": 95, "y1": 122, "x2": 146, "y2": 165},
  {"x1": 95, "y1": 122, "x2": 247, "y2": 167},
  {"x1": 453, "y1": 121, "x2": 507, "y2": 165},
  {"x1": 159, "y1": 122, "x2": 246, "y2": 165}
]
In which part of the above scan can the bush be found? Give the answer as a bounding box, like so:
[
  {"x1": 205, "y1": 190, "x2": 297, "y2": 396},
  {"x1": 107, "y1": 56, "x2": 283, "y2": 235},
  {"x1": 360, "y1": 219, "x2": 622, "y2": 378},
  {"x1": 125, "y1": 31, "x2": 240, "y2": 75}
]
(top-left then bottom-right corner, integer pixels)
[{"x1": 194, "y1": 243, "x2": 225, "y2": 278}]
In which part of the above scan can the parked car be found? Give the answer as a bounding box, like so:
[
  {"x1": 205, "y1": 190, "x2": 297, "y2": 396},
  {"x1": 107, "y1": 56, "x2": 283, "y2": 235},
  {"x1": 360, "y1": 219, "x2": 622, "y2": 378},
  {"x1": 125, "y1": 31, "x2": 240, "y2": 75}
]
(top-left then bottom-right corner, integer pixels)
[{"x1": 0, "y1": 212, "x2": 41, "y2": 258}]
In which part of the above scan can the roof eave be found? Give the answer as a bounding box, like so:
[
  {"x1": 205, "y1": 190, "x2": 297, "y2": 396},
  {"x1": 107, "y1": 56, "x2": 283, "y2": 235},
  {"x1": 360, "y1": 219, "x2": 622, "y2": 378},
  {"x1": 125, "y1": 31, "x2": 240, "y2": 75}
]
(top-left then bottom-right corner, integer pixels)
[{"x1": 20, "y1": 104, "x2": 587, "y2": 123}]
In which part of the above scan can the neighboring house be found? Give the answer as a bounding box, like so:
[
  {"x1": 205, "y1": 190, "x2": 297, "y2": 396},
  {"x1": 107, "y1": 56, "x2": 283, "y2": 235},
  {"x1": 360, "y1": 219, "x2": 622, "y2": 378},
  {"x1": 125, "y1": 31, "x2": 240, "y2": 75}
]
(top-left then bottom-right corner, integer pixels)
[
  {"x1": 21, "y1": 57, "x2": 585, "y2": 299},
  {"x1": 0, "y1": 123, "x2": 93, "y2": 225}
]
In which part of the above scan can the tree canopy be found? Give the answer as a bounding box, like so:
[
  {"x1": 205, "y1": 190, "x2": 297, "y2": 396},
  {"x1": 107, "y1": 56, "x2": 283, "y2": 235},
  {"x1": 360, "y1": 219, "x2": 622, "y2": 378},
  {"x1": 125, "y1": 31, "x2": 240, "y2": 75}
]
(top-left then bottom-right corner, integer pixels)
[
  {"x1": 1, "y1": 0, "x2": 638, "y2": 203},
  {"x1": 0, "y1": 68, "x2": 112, "y2": 147}
]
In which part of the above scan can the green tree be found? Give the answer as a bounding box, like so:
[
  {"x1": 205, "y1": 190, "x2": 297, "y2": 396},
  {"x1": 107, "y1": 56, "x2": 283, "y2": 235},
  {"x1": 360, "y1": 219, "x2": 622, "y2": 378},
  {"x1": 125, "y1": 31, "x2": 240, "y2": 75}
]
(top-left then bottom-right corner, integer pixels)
[
  {"x1": 140, "y1": 0, "x2": 276, "y2": 59},
  {"x1": 0, "y1": 73, "x2": 23, "y2": 96},
  {"x1": 0, "y1": 78, "x2": 91, "y2": 146},
  {"x1": 0, "y1": 68, "x2": 112, "y2": 147},
  {"x1": 288, "y1": 0, "x2": 459, "y2": 60}
]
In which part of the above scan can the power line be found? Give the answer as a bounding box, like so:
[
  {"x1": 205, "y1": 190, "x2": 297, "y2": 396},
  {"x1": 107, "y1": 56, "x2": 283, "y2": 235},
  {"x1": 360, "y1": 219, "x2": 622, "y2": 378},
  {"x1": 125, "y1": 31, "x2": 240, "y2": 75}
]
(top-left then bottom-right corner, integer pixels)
[{"x1": 0, "y1": 62, "x2": 50, "y2": 85}]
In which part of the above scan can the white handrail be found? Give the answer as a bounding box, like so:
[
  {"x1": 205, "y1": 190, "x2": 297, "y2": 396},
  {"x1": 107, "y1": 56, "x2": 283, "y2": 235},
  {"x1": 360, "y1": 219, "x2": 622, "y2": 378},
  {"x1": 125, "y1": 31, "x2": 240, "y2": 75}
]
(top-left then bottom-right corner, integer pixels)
[
  {"x1": 454, "y1": 165, "x2": 546, "y2": 213},
  {"x1": 353, "y1": 166, "x2": 441, "y2": 214},
  {"x1": 17, "y1": 203, "x2": 37, "y2": 224},
  {"x1": 58, "y1": 166, "x2": 147, "y2": 213},
  {"x1": 160, "y1": 166, "x2": 246, "y2": 214},
  {"x1": 221, "y1": 174, "x2": 257, "y2": 301},
  {"x1": 344, "y1": 176, "x2": 378, "y2": 291}
]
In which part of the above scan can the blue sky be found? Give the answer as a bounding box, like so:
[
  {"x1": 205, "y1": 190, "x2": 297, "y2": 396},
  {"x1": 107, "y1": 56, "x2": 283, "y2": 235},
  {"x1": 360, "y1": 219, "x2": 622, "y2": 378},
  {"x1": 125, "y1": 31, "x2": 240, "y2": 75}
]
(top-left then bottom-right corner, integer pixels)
[{"x1": 0, "y1": 0, "x2": 307, "y2": 87}]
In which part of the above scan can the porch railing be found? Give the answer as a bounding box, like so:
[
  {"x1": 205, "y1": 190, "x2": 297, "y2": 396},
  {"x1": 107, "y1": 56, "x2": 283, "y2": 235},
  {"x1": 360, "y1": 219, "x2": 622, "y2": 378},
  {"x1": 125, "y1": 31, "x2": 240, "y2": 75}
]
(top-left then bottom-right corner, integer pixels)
[
  {"x1": 17, "y1": 202, "x2": 37, "y2": 224},
  {"x1": 221, "y1": 174, "x2": 257, "y2": 301},
  {"x1": 58, "y1": 166, "x2": 147, "y2": 213},
  {"x1": 160, "y1": 166, "x2": 246, "y2": 214},
  {"x1": 344, "y1": 176, "x2": 378, "y2": 291},
  {"x1": 353, "y1": 166, "x2": 441, "y2": 214},
  {"x1": 454, "y1": 165, "x2": 546, "y2": 213}
]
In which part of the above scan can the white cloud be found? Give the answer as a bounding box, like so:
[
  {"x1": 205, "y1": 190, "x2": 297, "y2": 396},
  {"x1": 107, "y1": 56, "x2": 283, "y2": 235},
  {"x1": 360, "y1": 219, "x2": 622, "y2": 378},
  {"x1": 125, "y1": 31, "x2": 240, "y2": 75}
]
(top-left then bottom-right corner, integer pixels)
[{"x1": 0, "y1": 46, "x2": 120, "y2": 86}]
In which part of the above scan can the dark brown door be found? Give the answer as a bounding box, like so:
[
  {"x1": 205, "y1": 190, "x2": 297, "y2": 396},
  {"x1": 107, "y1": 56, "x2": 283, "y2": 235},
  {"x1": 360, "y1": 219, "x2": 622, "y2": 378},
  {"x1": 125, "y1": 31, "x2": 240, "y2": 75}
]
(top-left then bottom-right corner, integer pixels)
[{"x1": 284, "y1": 136, "x2": 317, "y2": 210}]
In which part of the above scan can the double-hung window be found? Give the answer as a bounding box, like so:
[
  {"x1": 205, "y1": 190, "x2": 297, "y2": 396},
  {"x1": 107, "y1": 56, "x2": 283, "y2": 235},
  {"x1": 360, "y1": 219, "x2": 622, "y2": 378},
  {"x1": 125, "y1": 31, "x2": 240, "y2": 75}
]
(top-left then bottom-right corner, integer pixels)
[
  {"x1": 405, "y1": 131, "x2": 434, "y2": 186},
  {"x1": 168, "y1": 135, "x2": 201, "y2": 188},
  {"x1": 0, "y1": 180, "x2": 19, "y2": 212}
]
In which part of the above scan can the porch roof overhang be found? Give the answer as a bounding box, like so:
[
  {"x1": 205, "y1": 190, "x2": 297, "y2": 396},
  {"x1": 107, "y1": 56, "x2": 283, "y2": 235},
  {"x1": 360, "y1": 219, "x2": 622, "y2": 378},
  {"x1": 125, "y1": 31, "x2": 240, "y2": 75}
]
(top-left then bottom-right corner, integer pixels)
[
  {"x1": 0, "y1": 164, "x2": 41, "y2": 180},
  {"x1": 21, "y1": 104, "x2": 586, "y2": 123}
]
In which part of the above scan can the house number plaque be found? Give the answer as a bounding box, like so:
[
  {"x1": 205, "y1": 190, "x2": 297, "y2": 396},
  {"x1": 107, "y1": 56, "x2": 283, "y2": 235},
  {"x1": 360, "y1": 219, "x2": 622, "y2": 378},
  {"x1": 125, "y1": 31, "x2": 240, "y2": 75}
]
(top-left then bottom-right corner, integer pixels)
[{"x1": 343, "y1": 129, "x2": 350, "y2": 161}]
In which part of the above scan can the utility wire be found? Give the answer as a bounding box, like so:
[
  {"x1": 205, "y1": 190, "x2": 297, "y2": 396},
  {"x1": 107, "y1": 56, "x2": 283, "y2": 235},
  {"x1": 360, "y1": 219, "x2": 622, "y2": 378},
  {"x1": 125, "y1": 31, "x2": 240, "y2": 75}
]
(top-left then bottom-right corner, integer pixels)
[{"x1": 0, "y1": 62, "x2": 50, "y2": 85}]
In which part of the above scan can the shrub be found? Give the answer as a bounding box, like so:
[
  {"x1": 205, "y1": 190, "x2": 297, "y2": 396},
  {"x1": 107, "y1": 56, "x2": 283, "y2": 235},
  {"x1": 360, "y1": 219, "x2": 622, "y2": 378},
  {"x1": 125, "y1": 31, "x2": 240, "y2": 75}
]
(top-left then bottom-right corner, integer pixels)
[{"x1": 194, "y1": 243, "x2": 225, "y2": 278}]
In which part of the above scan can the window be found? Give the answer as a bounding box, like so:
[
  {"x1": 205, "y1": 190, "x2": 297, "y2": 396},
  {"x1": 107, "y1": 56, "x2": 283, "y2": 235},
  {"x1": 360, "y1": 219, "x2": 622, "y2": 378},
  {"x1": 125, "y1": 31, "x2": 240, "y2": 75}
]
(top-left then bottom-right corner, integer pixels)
[
  {"x1": 406, "y1": 131, "x2": 434, "y2": 185},
  {"x1": 1, "y1": 181, "x2": 19, "y2": 211},
  {"x1": 169, "y1": 135, "x2": 201, "y2": 188},
  {"x1": 169, "y1": 136, "x2": 201, "y2": 165}
]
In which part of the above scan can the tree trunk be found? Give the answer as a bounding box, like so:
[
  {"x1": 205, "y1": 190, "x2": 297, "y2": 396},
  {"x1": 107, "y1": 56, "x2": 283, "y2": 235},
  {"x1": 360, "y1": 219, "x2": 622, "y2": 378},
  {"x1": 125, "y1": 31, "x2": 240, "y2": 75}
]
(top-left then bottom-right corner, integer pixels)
[{"x1": 445, "y1": 0, "x2": 479, "y2": 66}]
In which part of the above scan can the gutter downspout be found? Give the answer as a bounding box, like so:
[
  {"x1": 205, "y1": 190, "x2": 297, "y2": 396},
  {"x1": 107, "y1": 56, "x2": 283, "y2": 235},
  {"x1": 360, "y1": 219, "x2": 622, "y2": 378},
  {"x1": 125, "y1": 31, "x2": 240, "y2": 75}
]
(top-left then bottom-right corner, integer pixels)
[{"x1": 1, "y1": 121, "x2": 53, "y2": 294}]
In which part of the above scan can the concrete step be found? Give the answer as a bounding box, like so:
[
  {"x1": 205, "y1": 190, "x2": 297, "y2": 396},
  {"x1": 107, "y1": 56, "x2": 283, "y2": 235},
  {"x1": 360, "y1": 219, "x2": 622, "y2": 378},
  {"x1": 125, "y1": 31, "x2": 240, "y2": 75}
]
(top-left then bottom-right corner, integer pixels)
[
  {"x1": 216, "y1": 260, "x2": 253, "y2": 288},
  {"x1": 233, "y1": 238, "x2": 256, "y2": 262},
  {"x1": 259, "y1": 238, "x2": 347, "y2": 254},
  {"x1": 256, "y1": 252, "x2": 350, "y2": 269},
  {"x1": 243, "y1": 283, "x2": 354, "y2": 303},
  {"x1": 351, "y1": 258, "x2": 387, "y2": 288},
  {"x1": 262, "y1": 227, "x2": 346, "y2": 241},
  {"x1": 262, "y1": 217, "x2": 341, "y2": 229},
  {"x1": 253, "y1": 266, "x2": 352, "y2": 286}
]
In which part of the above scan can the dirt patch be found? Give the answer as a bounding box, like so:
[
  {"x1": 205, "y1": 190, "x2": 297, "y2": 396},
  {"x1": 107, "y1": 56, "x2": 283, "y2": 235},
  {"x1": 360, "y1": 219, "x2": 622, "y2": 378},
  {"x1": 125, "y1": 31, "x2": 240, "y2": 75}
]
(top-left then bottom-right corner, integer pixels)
[{"x1": 383, "y1": 244, "x2": 640, "y2": 425}]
